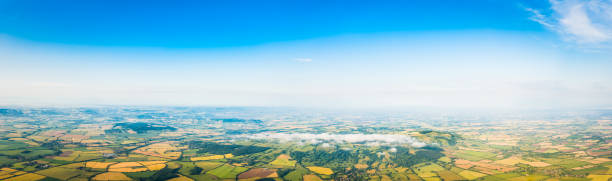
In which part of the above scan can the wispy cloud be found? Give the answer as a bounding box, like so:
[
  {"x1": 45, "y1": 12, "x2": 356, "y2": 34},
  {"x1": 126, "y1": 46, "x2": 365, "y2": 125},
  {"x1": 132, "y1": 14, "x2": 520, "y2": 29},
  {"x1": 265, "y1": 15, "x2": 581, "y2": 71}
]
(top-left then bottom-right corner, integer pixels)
[
  {"x1": 294, "y1": 58, "x2": 312, "y2": 63},
  {"x1": 527, "y1": 0, "x2": 612, "y2": 46},
  {"x1": 236, "y1": 133, "x2": 427, "y2": 147}
]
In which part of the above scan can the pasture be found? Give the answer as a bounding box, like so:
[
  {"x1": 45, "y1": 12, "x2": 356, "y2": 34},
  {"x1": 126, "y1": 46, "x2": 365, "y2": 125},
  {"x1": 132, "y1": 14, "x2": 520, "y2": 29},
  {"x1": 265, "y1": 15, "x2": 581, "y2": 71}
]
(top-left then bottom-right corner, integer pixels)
[{"x1": 207, "y1": 164, "x2": 248, "y2": 179}]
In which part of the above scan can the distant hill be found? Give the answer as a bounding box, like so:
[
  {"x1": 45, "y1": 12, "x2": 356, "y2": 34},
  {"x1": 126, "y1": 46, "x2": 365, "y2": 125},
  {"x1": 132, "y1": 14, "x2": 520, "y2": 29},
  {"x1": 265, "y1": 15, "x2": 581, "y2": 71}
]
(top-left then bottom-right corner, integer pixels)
[
  {"x1": 107, "y1": 122, "x2": 176, "y2": 133},
  {"x1": 212, "y1": 118, "x2": 263, "y2": 124},
  {"x1": 0, "y1": 109, "x2": 23, "y2": 116}
]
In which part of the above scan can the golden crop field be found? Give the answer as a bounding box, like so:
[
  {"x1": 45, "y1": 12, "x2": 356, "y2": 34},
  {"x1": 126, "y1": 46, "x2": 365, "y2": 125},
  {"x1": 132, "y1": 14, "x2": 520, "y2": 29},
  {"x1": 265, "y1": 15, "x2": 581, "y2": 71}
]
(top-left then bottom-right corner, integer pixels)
[
  {"x1": 354, "y1": 164, "x2": 368, "y2": 169},
  {"x1": 3, "y1": 173, "x2": 46, "y2": 181},
  {"x1": 110, "y1": 162, "x2": 143, "y2": 168},
  {"x1": 132, "y1": 142, "x2": 182, "y2": 159},
  {"x1": 166, "y1": 174, "x2": 194, "y2": 181},
  {"x1": 87, "y1": 162, "x2": 117, "y2": 169},
  {"x1": 144, "y1": 164, "x2": 166, "y2": 171},
  {"x1": 458, "y1": 170, "x2": 487, "y2": 180},
  {"x1": 108, "y1": 162, "x2": 149, "y2": 172},
  {"x1": 108, "y1": 167, "x2": 148, "y2": 172},
  {"x1": 0, "y1": 168, "x2": 27, "y2": 180},
  {"x1": 307, "y1": 166, "x2": 333, "y2": 175},
  {"x1": 495, "y1": 157, "x2": 524, "y2": 165},
  {"x1": 587, "y1": 175, "x2": 612, "y2": 181},
  {"x1": 303, "y1": 174, "x2": 323, "y2": 181},
  {"x1": 190, "y1": 154, "x2": 225, "y2": 161},
  {"x1": 270, "y1": 154, "x2": 297, "y2": 167},
  {"x1": 137, "y1": 161, "x2": 167, "y2": 166},
  {"x1": 92, "y1": 172, "x2": 133, "y2": 181}
]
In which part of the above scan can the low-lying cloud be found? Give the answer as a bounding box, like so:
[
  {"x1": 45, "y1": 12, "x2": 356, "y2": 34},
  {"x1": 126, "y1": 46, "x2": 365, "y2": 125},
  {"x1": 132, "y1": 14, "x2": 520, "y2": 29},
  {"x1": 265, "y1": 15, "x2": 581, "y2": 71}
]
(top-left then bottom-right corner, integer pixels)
[{"x1": 237, "y1": 133, "x2": 427, "y2": 147}]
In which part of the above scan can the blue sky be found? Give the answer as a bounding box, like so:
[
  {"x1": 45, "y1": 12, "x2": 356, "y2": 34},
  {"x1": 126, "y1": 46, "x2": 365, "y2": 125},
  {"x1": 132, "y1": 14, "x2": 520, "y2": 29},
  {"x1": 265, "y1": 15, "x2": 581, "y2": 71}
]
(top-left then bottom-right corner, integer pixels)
[
  {"x1": 1, "y1": 0, "x2": 611, "y2": 109},
  {"x1": 0, "y1": 0, "x2": 548, "y2": 47}
]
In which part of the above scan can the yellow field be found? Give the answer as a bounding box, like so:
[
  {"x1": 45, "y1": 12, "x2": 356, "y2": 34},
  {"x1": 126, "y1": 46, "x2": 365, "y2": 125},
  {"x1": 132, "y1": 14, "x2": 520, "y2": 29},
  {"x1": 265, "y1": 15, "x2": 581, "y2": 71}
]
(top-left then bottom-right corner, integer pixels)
[
  {"x1": 394, "y1": 167, "x2": 409, "y2": 173},
  {"x1": 108, "y1": 162, "x2": 149, "y2": 172},
  {"x1": 587, "y1": 175, "x2": 612, "y2": 181},
  {"x1": 495, "y1": 157, "x2": 523, "y2": 165},
  {"x1": 137, "y1": 161, "x2": 167, "y2": 166},
  {"x1": 110, "y1": 162, "x2": 142, "y2": 168},
  {"x1": 224, "y1": 153, "x2": 234, "y2": 158},
  {"x1": 1, "y1": 168, "x2": 22, "y2": 173},
  {"x1": 191, "y1": 155, "x2": 224, "y2": 161},
  {"x1": 583, "y1": 157, "x2": 612, "y2": 164},
  {"x1": 303, "y1": 174, "x2": 323, "y2": 181},
  {"x1": 438, "y1": 157, "x2": 452, "y2": 163},
  {"x1": 132, "y1": 142, "x2": 182, "y2": 159},
  {"x1": 523, "y1": 161, "x2": 551, "y2": 167},
  {"x1": 509, "y1": 175, "x2": 549, "y2": 181},
  {"x1": 92, "y1": 172, "x2": 133, "y2": 181},
  {"x1": 269, "y1": 154, "x2": 297, "y2": 167},
  {"x1": 277, "y1": 154, "x2": 291, "y2": 160},
  {"x1": 144, "y1": 164, "x2": 166, "y2": 171},
  {"x1": 108, "y1": 167, "x2": 148, "y2": 172},
  {"x1": 167, "y1": 174, "x2": 194, "y2": 181},
  {"x1": 0, "y1": 168, "x2": 27, "y2": 180},
  {"x1": 307, "y1": 166, "x2": 333, "y2": 175},
  {"x1": 3, "y1": 173, "x2": 46, "y2": 181},
  {"x1": 267, "y1": 172, "x2": 279, "y2": 178},
  {"x1": 495, "y1": 157, "x2": 551, "y2": 167},
  {"x1": 458, "y1": 170, "x2": 486, "y2": 180},
  {"x1": 422, "y1": 178, "x2": 442, "y2": 181},
  {"x1": 0, "y1": 174, "x2": 11, "y2": 179},
  {"x1": 87, "y1": 162, "x2": 117, "y2": 169},
  {"x1": 61, "y1": 162, "x2": 86, "y2": 169},
  {"x1": 354, "y1": 164, "x2": 368, "y2": 169}
]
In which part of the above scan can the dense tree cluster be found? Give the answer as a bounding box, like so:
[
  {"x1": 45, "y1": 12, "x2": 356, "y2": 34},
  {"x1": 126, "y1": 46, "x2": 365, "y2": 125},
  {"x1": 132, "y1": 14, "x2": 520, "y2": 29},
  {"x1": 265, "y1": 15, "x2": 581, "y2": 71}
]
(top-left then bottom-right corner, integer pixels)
[
  {"x1": 188, "y1": 141, "x2": 269, "y2": 156},
  {"x1": 390, "y1": 147, "x2": 443, "y2": 167},
  {"x1": 107, "y1": 122, "x2": 177, "y2": 133},
  {"x1": 291, "y1": 149, "x2": 359, "y2": 170}
]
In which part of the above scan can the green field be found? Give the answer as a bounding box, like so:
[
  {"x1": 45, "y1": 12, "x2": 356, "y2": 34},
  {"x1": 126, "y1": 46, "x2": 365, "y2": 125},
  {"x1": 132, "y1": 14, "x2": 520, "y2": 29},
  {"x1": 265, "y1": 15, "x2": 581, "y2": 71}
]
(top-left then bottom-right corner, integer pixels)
[
  {"x1": 458, "y1": 170, "x2": 487, "y2": 180},
  {"x1": 194, "y1": 161, "x2": 224, "y2": 172},
  {"x1": 0, "y1": 156, "x2": 18, "y2": 166},
  {"x1": 454, "y1": 150, "x2": 497, "y2": 161},
  {"x1": 36, "y1": 167, "x2": 86, "y2": 180},
  {"x1": 0, "y1": 140, "x2": 29, "y2": 150},
  {"x1": 0, "y1": 149, "x2": 56, "y2": 160},
  {"x1": 508, "y1": 175, "x2": 549, "y2": 181},
  {"x1": 284, "y1": 167, "x2": 309, "y2": 181},
  {"x1": 413, "y1": 163, "x2": 445, "y2": 178},
  {"x1": 539, "y1": 158, "x2": 590, "y2": 169},
  {"x1": 175, "y1": 161, "x2": 221, "y2": 181},
  {"x1": 480, "y1": 172, "x2": 522, "y2": 181},
  {"x1": 124, "y1": 171, "x2": 156, "y2": 180},
  {"x1": 270, "y1": 156, "x2": 297, "y2": 167},
  {"x1": 207, "y1": 164, "x2": 248, "y2": 179},
  {"x1": 437, "y1": 170, "x2": 465, "y2": 181}
]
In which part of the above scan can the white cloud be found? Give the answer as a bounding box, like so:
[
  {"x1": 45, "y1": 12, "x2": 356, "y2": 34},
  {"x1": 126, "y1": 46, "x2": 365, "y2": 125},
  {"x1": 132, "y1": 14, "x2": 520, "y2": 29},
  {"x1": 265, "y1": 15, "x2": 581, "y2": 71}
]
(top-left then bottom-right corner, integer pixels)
[
  {"x1": 294, "y1": 58, "x2": 312, "y2": 63},
  {"x1": 236, "y1": 133, "x2": 427, "y2": 147},
  {"x1": 528, "y1": 0, "x2": 612, "y2": 44}
]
